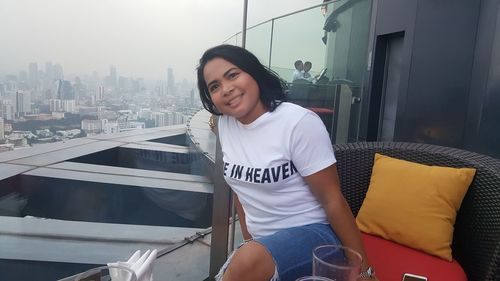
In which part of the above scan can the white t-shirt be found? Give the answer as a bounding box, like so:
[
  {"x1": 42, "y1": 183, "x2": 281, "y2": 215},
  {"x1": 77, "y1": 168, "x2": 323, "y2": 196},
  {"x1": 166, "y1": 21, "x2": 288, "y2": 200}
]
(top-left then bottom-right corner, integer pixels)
[{"x1": 218, "y1": 102, "x2": 336, "y2": 238}]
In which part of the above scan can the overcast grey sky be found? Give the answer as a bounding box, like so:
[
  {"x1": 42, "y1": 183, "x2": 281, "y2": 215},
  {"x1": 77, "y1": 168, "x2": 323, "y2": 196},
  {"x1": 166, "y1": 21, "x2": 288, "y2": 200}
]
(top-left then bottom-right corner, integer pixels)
[{"x1": 1, "y1": 0, "x2": 320, "y2": 83}]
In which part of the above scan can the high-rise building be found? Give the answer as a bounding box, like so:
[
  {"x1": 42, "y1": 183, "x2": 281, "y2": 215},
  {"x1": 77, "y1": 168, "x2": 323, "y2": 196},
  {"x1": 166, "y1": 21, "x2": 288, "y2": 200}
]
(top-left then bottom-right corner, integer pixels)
[
  {"x1": 42, "y1": 62, "x2": 54, "y2": 92},
  {"x1": 110, "y1": 66, "x2": 117, "y2": 89},
  {"x1": 167, "y1": 68, "x2": 175, "y2": 95},
  {"x1": 62, "y1": 100, "x2": 76, "y2": 113},
  {"x1": 54, "y1": 80, "x2": 75, "y2": 100},
  {"x1": 81, "y1": 119, "x2": 103, "y2": 134},
  {"x1": 96, "y1": 85, "x2": 105, "y2": 101},
  {"x1": 2, "y1": 100, "x2": 14, "y2": 120},
  {"x1": 29, "y1": 62, "x2": 38, "y2": 89},
  {"x1": 0, "y1": 83, "x2": 5, "y2": 97},
  {"x1": 19, "y1": 71, "x2": 28, "y2": 83},
  {"x1": 118, "y1": 76, "x2": 128, "y2": 92},
  {"x1": 0, "y1": 117, "x2": 4, "y2": 140},
  {"x1": 190, "y1": 89, "x2": 195, "y2": 106},
  {"x1": 45, "y1": 62, "x2": 53, "y2": 78},
  {"x1": 53, "y1": 64, "x2": 64, "y2": 80},
  {"x1": 152, "y1": 112, "x2": 168, "y2": 127},
  {"x1": 15, "y1": 91, "x2": 31, "y2": 117},
  {"x1": 5, "y1": 80, "x2": 17, "y2": 92},
  {"x1": 49, "y1": 99, "x2": 62, "y2": 112}
]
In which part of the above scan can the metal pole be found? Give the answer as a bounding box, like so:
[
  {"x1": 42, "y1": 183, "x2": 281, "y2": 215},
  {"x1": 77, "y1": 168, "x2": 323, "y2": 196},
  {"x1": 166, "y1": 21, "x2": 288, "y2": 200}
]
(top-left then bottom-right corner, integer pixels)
[
  {"x1": 227, "y1": 0, "x2": 249, "y2": 255},
  {"x1": 226, "y1": 0, "x2": 249, "y2": 255},
  {"x1": 242, "y1": 0, "x2": 248, "y2": 48},
  {"x1": 208, "y1": 129, "x2": 232, "y2": 280},
  {"x1": 268, "y1": 19, "x2": 274, "y2": 68}
]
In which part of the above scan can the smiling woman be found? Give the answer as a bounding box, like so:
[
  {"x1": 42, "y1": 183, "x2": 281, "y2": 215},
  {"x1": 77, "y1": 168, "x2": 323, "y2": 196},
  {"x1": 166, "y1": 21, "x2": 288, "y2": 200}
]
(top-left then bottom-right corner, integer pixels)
[{"x1": 196, "y1": 44, "x2": 376, "y2": 281}]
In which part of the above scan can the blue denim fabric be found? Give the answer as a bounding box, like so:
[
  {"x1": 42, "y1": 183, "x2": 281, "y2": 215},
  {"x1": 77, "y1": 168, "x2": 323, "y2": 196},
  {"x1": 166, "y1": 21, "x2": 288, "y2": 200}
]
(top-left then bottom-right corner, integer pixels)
[{"x1": 254, "y1": 223, "x2": 342, "y2": 281}]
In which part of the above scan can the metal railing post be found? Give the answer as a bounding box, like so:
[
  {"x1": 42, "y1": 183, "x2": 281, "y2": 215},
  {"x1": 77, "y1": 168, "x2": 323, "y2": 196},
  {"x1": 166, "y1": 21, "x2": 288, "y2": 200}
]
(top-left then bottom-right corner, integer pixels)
[{"x1": 208, "y1": 128, "x2": 232, "y2": 280}]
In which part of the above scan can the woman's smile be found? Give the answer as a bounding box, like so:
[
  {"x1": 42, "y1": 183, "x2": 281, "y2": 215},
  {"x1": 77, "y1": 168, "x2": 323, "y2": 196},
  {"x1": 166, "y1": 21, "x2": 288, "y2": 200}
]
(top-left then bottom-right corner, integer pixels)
[{"x1": 227, "y1": 94, "x2": 243, "y2": 107}]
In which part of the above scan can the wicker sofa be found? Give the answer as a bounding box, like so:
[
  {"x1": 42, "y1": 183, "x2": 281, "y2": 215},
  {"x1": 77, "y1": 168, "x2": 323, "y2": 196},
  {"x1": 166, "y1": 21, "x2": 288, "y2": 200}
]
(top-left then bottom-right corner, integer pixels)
[{"x1": 332, "y1": 142, "x2": 500, "y2": 281}]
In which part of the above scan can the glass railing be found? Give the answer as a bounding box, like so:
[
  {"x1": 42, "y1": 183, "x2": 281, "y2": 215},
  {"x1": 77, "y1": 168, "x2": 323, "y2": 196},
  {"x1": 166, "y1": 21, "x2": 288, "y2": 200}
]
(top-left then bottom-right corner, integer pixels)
[
  {"x1": 0, "y1": 129, "x2": 215, "y2": 280},
  {"x1": 224, "y1": 0, "x2": 372, "y2": 143}
]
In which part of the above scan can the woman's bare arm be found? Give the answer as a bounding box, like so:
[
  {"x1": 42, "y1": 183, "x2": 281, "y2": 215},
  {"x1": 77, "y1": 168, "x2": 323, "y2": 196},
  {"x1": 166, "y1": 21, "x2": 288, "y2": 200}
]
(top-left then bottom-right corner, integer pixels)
[
  {"x1": 234, "y1": 193, "x2": 252, "y2": 241},
  {"x1": 304, "y1": 164, "x2": 376, "y2": 279}
]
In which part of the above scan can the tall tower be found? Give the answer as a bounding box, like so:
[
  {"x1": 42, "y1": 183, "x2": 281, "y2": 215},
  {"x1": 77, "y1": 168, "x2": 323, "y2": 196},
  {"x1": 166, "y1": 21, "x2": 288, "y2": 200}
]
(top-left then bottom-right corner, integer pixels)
[
  {"x1": 29, "y1": 62, "x2": 38, "y2": 89},
  {"x1": 54, "y1": 80, "x2": 75, "y2": 100},
  {"x1": 167, "y1": 68, "x2": 175, "y2": 95},
  {"x1": 110, "y1": 66, "x2": 117, "y2": 89},
  {"x1": 0, "y1": 117, "x2": 4, "y2": 140},
  {"x1": 15, "y1": 91, "x2": 31, "y2": 117},
  {"x1": 44, "y1": 62, "x2": 54, "y2": 91},
  {"x1": 97, "y1": 85, "x2": 105, "y2": 101},
  {"x1": 53, "y1": 64, "x2": 64, "y2": 80},
  {"x1": 190, "y1": 89, "x2": 195, "y2": 106}
]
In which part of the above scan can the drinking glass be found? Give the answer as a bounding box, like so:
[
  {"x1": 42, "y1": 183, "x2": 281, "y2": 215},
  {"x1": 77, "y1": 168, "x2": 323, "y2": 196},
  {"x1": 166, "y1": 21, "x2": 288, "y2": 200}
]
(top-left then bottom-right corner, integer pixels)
[
  {"x1": 312, "y1": 245, "x2": 362, "y2": 281},
  {"x1": 296, "y1": 276, "x2": 334, "y2": 281},
  {"x1": 73, "y1": 265, "x2": 137, "y2": 281}
]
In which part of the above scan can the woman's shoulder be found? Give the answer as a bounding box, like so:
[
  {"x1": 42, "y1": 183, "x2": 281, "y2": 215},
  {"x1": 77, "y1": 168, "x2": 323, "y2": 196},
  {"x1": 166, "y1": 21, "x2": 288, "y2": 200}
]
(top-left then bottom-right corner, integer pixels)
[
  {"x1": 274, "y1": 102, "x2": 316, "y2": 122},
  {"x1": 275, "y1": 102, "x2": 310, "y2": 115}
]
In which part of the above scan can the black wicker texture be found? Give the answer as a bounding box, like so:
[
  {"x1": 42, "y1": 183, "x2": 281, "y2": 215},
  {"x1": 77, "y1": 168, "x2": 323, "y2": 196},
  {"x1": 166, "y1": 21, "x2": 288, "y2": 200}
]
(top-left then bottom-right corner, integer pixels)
[{"x1": 332, "y1": 142, "x2": 500, "y2": 281}]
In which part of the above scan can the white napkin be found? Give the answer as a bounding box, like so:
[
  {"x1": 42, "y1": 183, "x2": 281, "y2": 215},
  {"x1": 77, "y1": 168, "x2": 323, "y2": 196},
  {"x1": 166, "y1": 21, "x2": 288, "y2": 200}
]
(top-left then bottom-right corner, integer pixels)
[{"x1": 108, "y1": 249, "x2": 158, "y2": 281}]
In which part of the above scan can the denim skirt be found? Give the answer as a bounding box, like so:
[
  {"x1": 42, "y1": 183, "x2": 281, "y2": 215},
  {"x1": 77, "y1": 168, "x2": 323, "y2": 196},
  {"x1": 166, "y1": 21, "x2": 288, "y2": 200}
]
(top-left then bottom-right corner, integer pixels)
[{"x1": 254, "y1": 223, "x2": 342, "y2": 281}]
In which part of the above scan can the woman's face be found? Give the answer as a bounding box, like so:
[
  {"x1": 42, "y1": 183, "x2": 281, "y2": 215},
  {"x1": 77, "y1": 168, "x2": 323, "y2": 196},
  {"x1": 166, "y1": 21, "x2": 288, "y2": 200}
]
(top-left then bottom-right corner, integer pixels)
[{"x1": 203, "y1": 58, "x2": 266, "y2": 124}]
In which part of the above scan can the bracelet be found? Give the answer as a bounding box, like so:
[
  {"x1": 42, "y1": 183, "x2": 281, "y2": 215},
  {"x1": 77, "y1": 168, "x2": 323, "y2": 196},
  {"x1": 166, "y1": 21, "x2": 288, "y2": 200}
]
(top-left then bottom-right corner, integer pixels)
[{"x1": 359, "y1": 266, "x2": 375, "y2": 279}]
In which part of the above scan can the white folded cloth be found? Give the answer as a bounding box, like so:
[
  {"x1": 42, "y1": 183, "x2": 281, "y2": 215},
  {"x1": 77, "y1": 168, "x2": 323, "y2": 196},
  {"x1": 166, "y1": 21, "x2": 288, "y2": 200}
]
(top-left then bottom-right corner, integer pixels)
[{"x1": 108, "y1": 249, "x2": 158, "y2": 281}]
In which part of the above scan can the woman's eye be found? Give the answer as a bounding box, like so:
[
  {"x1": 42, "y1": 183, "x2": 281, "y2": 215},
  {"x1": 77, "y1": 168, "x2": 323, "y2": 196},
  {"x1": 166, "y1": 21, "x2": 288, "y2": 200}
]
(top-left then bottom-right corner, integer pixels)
[
  {"x1": 228, "y1": 72, "x2": 239, "y2": 79},
  {"x1": 209, "y1": 84, "x2": 219, "y2": 93}
]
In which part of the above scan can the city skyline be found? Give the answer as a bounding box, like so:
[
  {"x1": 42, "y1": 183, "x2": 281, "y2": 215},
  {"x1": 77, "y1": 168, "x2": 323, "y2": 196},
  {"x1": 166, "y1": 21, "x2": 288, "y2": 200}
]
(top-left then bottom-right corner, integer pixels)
[{"x1": 1, "y1": 0, "x2": 320, "y2": 82}]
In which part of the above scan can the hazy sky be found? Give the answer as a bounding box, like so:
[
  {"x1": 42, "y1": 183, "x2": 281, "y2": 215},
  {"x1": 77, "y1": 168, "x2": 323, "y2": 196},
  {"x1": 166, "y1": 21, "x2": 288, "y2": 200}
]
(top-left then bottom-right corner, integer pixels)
[{"x1": 1, "y1": 0, "x2": 320, "y2": 83}]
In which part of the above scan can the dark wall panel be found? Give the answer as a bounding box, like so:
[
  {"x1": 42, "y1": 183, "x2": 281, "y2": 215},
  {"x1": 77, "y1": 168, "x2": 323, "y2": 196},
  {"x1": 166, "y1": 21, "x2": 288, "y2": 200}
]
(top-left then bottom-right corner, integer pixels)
[
  {"x1": 363, "y1": 0, "x2": 500, "y2": 158},
  {"x1": 374, "y1": 0, "x2": 414, "y2": 33},
  {"x1": 474, "y1": 4, "x2": 500, "y2": 157},
  {"x1": 464, "y1": 0, "x2": 498, "y2": 152},
  {"x1": 397, "y1": 0, "x2": 480, "y2": 147}
]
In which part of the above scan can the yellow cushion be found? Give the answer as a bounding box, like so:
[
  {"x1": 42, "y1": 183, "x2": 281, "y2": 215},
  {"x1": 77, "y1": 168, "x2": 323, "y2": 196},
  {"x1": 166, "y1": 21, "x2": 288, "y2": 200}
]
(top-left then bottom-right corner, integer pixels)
[{"x1": 356, "y1": 153, "x2": 476, "y2": 261}]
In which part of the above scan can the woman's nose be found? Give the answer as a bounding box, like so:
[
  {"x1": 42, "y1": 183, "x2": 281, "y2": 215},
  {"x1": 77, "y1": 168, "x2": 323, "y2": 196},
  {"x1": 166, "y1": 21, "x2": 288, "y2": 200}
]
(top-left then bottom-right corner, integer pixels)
[{"x1": 221, "y1": 82, "x2": 234, "y2": 95}]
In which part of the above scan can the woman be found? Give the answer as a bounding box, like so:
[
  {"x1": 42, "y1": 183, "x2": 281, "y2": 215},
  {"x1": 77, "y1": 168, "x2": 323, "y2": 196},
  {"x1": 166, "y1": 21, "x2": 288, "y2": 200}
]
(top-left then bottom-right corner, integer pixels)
[{"x1": 197, "y1": 44, "x2": 376, "y2": 281}]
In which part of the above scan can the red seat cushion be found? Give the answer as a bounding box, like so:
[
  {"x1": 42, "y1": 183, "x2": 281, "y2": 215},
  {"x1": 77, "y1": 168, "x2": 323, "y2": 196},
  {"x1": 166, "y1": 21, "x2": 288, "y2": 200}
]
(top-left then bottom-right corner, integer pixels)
[{"x1": 362, "y1": 232, "x2": 467, "y2": 281}]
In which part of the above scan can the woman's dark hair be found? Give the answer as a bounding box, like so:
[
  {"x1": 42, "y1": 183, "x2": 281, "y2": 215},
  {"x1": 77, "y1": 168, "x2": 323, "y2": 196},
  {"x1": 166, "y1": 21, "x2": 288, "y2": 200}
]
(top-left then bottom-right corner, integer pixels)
[{"x1": 197, "y1": 44, "x2": 287, "y2": 115}]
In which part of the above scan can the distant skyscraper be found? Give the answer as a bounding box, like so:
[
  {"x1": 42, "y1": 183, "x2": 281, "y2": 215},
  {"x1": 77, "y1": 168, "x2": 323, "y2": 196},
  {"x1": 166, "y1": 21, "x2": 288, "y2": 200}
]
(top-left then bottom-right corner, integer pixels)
[
  {"x1": 62, "y1": 99, "x2": 76, "y2": 113},
  {"x1": 0, "y1": 117, "x2": 4, "y2": 140},
  {"x1": 96, "y1": 85, "x2": 105, "y2": 101},
  {"x1": 19, "y1": 71, "x2": 28, "y2": 83},
  {"x1": 54, "y1": 80, "x2": 75, "y2": 100},
  {"x1": 49, "y1": 99, "x2": 62, "y2": 112},
  {"x1": 15, "y1": 91, "x2": 31, "y2": 117},
  {"x1": 0, "y1": 83, "x2": 5, "y2": 97},
  {"x1": 190, "y1": 89, "x2": 195, "y2": 106},
  {"x1": 44, "y1": 62, "x2": 54, "y2": 90},
  {"x1": 152, "y1": 112, "x2": 168, "y2": 127},
  {"x1": 53, "y1": 64, "x2": 64, "y2": 80},
  {"x1": 110, "y1": 66, "x2": 117, "y2": 89},
  {"x1": 2, "y1": 100, "x2": 14, "y2": 120},
  {"x1": 5, "y1": 81, "x2": 17, "y2": 92},
  {"x1": 167, "y1": 68, "x2": 175, "y2": 95},
  {"x1": 29, "y1": 62, "x2": 38, "y2": 89},
  {"x1": 45, "y1": 62, "x2": 53, "y2": 77}
]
